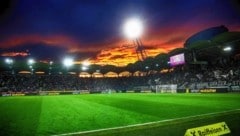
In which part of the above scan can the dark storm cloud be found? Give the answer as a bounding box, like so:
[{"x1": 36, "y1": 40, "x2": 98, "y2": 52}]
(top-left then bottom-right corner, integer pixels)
[
  {"x1": 0, "y1": 44, "x2": 67, "y2": 60},
  {"x1": 160, "y1": 37, "x2": 185, "y2": 46},
  {"x1": 0, "y1": 43, "x2": 101, "y2": 61},
  {"x1": 70, "y1": 50, "x2": 100, "y2": 61},
  {"x1": 143, "y1": 46, "x2": 158, "y2": 50}
]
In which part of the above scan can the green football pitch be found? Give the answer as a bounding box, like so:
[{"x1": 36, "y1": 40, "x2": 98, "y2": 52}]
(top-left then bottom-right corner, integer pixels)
[{"x1": 0, "y1": 93, "x2": 240, "y2": 136}]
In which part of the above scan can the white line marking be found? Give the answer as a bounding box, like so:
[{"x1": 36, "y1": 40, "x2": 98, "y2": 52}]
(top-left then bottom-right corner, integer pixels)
[{"x1": 52, "y1": 109, "x2": 240, "y2": 136}]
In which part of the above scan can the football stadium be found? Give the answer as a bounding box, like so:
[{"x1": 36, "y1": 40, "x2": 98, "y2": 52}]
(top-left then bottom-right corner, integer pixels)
[{"x1": 1, "y1": 1, "x2": 240, "y2": 136}]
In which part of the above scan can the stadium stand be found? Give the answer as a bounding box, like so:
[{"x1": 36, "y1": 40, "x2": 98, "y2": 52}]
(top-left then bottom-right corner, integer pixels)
[
  {"x1": 0, "y1": 61, "x2": 239, "y2": 94},
  {"x1": 0, "y1": 25, "x2": 240, "y2": 95}
]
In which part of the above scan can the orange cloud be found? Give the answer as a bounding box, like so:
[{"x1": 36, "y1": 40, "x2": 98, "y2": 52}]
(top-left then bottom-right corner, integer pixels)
[
  {"x1": 92, "y1": 19, "x2": 232, "y2": 66},
  {"x1": 91, "y1": 38, "x2": 182, "y2": 66},
  {"x1": 1, "y1": 51, "x2": 30, "y2": 57},
  {"x1": 1, "y1": 21, "x2": 239, "y2": 66},
  {"x1": 91, "y1": 26, "x2": 189, "y2": 66}
]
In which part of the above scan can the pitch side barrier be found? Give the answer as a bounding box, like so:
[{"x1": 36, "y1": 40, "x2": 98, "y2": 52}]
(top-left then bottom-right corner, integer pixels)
[
  {"x1": 178, "y1": 86, "x2": 229, "y2": 93},
  {"x1": 39, "y1": 90, "x2": 90, "y2": 95},
  {"x1": 1, "y1": 86, "x2": 239, "y2": 97},
  {"x1": 199, "y1": 86, "x2": 229, "y2": 93},
  {"x1": 155, "y1": 84, "x2": 237, "y2": 93},
  {"x1": 0, "y1": 92, "x2": 26, "y2": 97},
  {"x1": 187, "y1": 81, "x2": 240, "y2": 93},
  {"x1": 0, "y1": 90, "x2": 91, "y2": 97},
  {"x1": 187, "y1": 86, "x2": 240, "y2": 93}
]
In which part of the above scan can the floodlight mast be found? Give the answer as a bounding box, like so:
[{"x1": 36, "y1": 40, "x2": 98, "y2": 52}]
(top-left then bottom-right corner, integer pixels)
[
  {"x1": 123, "y1": 18, "x2": 147, "y2": 61},
  {"x1": 134, "y1": 38, "x2": 147, "y2": 61},
  {"x1": 27, "y1": 58, "x2": 35, "y2": 74}
]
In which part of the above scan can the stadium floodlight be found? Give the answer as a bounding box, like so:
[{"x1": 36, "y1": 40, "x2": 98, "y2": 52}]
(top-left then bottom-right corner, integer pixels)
[
  {"x1": 82, "y1": 60, "x2": 90, "y2": 66},
  {"x1": 5, "y1": 58, "x2": 14, "y2": 74},
  {"x1": 123, "y1": 18, "x2": 143, "y2": 39},
  {"x1": 123, "y1": 18, "x2": 147, "y2": 61},
  {"x1": 27, "y1": 59, "x2": 35, "y2": 75},
  {"x1": 5, "y1": 58, "x2": 13, "y2": 65},
  {"x1": 223, "y1": 46, "x2": 232, "y2": 52},
  {"x1": 81, "y1": 66, "x2": 88, "y2": 71},
  {"x1": 28, "y1": 59, "x2": 35, "y2": 65},
  {"x1": 81, "y1": 60, "x2": 90, "y2": 71},
  {"x1": 63, "y1": 58, "x2": 74, "y2": 67}
]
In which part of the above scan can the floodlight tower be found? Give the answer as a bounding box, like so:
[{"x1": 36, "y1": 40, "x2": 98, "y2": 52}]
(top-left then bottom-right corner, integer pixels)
[
  {"x1": 49, "y1": 61, "x2": 53, "y2": 75},
  {"x1": 28, "y1": 58, "x2": 35, "y2": 74},
  {"x1": 123, "y1": 18, "x2": 147, "y2": 61},
  {"x1": 5, "y1": 58, "x2": 14, "y2": 74}
]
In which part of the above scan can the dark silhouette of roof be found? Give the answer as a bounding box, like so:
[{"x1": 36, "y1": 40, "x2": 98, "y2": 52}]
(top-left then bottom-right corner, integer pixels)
[{"x1": 184, "y1": 25, "x2": 228, "y2": 48}]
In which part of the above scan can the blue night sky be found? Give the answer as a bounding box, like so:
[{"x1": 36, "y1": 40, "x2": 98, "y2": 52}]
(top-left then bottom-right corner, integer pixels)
[{"x1": 0, "y1": 0, "x2": 240, "y2": 65}]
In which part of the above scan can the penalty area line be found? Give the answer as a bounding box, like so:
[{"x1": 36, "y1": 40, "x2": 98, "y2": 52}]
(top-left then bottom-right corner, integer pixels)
[{"x1": 52, "y1": 109, "x2": 240, "y2": 136}]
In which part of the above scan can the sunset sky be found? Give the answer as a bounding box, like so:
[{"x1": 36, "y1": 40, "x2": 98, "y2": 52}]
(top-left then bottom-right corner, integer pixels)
[{"x1": 0, "y1": 0, "x2": 240, "y2": 66}]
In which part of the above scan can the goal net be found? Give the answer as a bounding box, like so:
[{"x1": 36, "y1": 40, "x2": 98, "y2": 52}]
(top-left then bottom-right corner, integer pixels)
[{"x1": 155, "y1": 84, "x2": 177, "y2": 93}]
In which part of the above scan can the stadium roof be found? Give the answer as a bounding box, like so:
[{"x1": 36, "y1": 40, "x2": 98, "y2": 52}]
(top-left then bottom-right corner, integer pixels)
[{"x1": 184, "y1": 25, "x2": 228, "y2": 48}]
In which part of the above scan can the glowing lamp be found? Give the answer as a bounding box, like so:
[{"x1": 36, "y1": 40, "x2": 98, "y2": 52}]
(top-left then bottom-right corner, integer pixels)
[
  {"x1": 63, "y1": 58, "x2": 74, "y2": 67},
  {"x1": 223, "y1": 46, "x2": 232, "y2": 52},
  {"x1": 5, "y1": 58, "x2": 13, "y2": 64},
  {"x1": 81, "y1": 66, "x2": 88, "y2": 71},
  {"x1": 82, "y1": 60, "x2": 90, "y2": 66},
  {"x1": 28, "y1": 59, "x2": 35, "y2": 65},
  {"x1": 123, "y1": 18, "x2": 143, "y2": 39}
]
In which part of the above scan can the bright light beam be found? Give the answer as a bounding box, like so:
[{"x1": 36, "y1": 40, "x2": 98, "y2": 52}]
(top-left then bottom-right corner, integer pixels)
[
  {"x1": 5, "y1": 58, "x2": 13, "y2": 64},
  {"x1": 223, "y1": 46, "x2": 232, "y2": 52},
  {"x1": 82, "y1": 60, "x2": 90, "y2": 66},
  {"x1": 63, "y1": 58, "x2": 74, "y2": 67},
  {"x1": 123, "y1": 18, "x2": 143, "y2": 39},
  {"x1": 81, "y1": 66, "x2": 88, "y2": 71},
  {"x1": 28, "y1": 59, "x2": 35, "y2": 65}
]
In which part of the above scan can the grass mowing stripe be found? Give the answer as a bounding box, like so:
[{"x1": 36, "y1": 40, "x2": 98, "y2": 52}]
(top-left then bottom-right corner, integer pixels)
[
  {"x1": 78, "y1": 94, "x2": 240, "y2": 119},
  {"x1": 37, "y1": 95, "x2": 160, "y2": 136},
  {"x1": 0, "y1": 96, "x2": 42, "y2": 136},
  {"x1": 53, "y1": 109, "x2": 240, "y2": 136},
  {"x1": 34, "y1": 94, "x2": 240, "y2": 135},
  {"x1": 1, "y1": 93, "x2": 240, "y2": 136}
]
